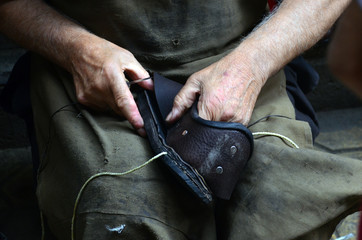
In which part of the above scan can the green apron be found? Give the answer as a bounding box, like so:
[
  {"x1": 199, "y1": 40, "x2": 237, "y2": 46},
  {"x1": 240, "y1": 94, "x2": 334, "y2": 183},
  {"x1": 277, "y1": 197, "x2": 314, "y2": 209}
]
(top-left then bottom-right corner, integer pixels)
[
  {"x1": 30, "y1": 0, "x2": 362, "y2": 239},
  {"x1": 46, "y1": 0, "x2": 266, "y2": 81}
]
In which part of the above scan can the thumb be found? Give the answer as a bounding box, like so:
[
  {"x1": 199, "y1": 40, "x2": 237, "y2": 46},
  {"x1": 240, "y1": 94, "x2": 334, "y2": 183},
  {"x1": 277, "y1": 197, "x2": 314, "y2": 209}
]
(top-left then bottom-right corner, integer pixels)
[{"x1": 165, "y1": 79, "x2": 200, "y2": 124}]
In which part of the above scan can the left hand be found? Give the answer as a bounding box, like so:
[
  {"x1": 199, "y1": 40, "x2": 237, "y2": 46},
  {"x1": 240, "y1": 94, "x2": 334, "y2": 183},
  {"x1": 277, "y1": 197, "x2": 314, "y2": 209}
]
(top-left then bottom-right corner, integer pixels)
[
  {"x1": 165, "y1": 0, "x2": 351, "y2": 125},
  {"x1": 165, "y1": 50, "x2": 266, "y2": 126}
]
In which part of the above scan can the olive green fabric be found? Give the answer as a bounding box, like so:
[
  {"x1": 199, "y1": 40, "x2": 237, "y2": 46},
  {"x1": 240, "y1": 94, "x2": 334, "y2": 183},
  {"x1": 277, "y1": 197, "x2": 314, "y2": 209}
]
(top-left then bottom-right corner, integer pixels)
[
  {"x1": 31, "y1": 55, "x2": 362, "y2": 240},
  {"x1": 47, "y1": 0, "x2": 266, "y2": 81},
  {"x1": 31, "y1": 56, "x2": 217, "y2": 240},
  {"x1": 29, "y1": 1, "x2": 362, "y2": 239}
]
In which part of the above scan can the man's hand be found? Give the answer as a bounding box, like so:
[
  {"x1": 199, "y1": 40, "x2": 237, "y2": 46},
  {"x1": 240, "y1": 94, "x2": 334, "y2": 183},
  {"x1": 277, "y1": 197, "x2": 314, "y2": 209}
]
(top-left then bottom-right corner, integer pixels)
[
  {"x1": 166, "y1": 50, "x2": 264, "y2": 126},
  {"x1": 70, "y1": 36, "x2": 153, "y2": 136},
  {"x1": 0, "y1": 0, "x2": 153, "y2": 136},
  {"x1": 166, "y1": 0, "x2": 352, "y2": 125}
]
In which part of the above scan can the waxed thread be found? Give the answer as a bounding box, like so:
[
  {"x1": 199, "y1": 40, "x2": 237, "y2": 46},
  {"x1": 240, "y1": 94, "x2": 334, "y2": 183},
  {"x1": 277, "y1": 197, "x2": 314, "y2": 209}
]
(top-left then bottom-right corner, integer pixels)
[
  {"x1": 252, "y1": 131, "x2": 300, "y2": 148},
  {"x1": 39, "y1": 151, "x2": 167, "y2": 240},
  {"x1": 247, "y1": 114, "x2": 291, "y2": 128},
  {"x1": 248, "y1": 114, "x2": 300, "y2": 148},
  {"x1": 40, "y1": 132, "x2": 298, "y2": 239},
  {"x1": 40, "y1": 108, "x2": 298, "y2": 238},
  {"x1": 70, "y1": 151, "x2": 167, "y2": 240},
  {"x1": 67, "y1": 132, "x2": 297, "y2": 240},
  {"x1": 40, "y1": 103, "x2": 79, "y2": 240}
]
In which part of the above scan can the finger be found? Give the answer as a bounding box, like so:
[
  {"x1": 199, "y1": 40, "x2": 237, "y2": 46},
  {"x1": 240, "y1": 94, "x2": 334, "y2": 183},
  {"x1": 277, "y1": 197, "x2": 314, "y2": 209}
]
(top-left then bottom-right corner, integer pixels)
[
  {"x1": 109, "y1": 74, "x2": 145, "y2": 131},
  {"x1": 137, "y1": 77, "x2": 154, "y2": 91},
  {"x1": 137, "y1": 127, "x2": 147, "y2": 137},
  {"x1": 125, "y1": 61, "x2": 154, "y2": 90},
  {"x1": 165, "y1": 78, "x2": 200, "y2": 124},
  {"x1": 74, "y1": 77, "x2": 110, "y2": 110}
]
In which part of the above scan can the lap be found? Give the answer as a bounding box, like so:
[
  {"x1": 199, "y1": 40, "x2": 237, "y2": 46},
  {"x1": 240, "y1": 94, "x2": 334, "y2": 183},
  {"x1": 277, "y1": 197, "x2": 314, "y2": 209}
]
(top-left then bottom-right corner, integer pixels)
[{"x1": 30, "y1": 55, "x2": 362, "y2": 240}]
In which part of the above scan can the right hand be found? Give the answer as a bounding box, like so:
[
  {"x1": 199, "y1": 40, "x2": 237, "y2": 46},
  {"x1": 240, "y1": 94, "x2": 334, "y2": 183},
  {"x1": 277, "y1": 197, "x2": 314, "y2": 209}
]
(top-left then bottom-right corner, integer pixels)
[{"x1": 68, "y1": 35, "x2": 153, "y2": 136}]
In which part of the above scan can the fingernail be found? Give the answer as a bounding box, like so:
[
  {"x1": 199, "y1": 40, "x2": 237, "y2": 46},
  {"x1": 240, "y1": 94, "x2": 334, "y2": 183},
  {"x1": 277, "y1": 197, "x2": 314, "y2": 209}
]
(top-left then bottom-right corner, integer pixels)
[
  {"x1": 165, "y1": 108, "x2": 180, "y2": 123},
  {"x1": 165, "y1": 111, "x2": 173, "y2": 122},
  {"x1": 145, "y1": 79, "x2": 154, "y2": 90},
  {"x1": 137, "y1": 128, "x2": 146, "y2": 137}
]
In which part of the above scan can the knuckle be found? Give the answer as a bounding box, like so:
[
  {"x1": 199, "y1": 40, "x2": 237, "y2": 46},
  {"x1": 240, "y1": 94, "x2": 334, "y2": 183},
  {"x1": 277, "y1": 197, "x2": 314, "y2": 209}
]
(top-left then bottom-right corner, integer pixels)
[
  {"x1": 121, "y1": 49, "x2": 134, "y2": 59},
  {"x1": 173, "y1": 89, "x2": 197, "y2": 109},
  {"x1": 221, "y1": 109, "x2": 237, "y2": 121},
  {"x1": 77, "y1": 92, "x2": 88, "y2": 105},
  {"x1": 173, "y1": 94, "x2": 184, "y2": 108},
  {"x1": 101, "y1": 61, "x2": 118, "y2": 79},
  {"x1": 114, "y1": 95, "x2": 129, "y2": 110},
  {"x1": 88, "y1": 81, "x2": 103, "y2": 93},
  {"x1": 128, "y1": 113, "x2": 142, "y2": 128},
  {"x1": 221, "y1": 101, "x2": 240, "y2": 121},
  {"x1": 119, "y1": 51, "x2": 136, "y2": 66},
  {"x1": 204, "y1": 95, "x2": 223, "y2": 111}
]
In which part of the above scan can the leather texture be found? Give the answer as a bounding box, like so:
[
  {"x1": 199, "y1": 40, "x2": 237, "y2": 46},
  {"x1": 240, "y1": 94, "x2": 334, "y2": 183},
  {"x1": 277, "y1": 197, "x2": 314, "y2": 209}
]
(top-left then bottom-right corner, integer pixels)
[
  {"x1": 166, "y1": 103, "x2": 253, "y2": 199},
  {"x1": 137, "y1": 72, "x2": 253, "y2": 203}
]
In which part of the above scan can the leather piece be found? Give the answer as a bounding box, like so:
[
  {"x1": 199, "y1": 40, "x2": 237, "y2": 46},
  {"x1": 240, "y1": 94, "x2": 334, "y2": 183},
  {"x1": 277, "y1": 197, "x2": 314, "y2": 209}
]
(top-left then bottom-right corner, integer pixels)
[
  {"x1": 136, "y1": 72, "x2": 253, "y2": 202},
  {"x1": 137, "y1": 89, "x2": 213, "y2": 204},
  {"x1": 166, "y1": 103, "x2": 253, "y2": 200},
  {"x1": 153, "y1": 72, "x2": 183, "y2": 120}
]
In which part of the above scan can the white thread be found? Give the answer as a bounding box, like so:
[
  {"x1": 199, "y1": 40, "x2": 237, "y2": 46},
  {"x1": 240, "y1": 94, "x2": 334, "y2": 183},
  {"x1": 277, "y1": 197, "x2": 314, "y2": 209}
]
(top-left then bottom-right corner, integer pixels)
[
  {"x1": 106, "y1": 224, "x2": 126, "y2": 234},
  {"x1": 40, "y1": 151, "x2": 167, "y2": 240},
  {"x1": 335, "y1": 233, "x2": 355, "y2": 240},
  {"x1": 70, "y1": 151, "x2": 167, "y2": 240},
  {"x1": 252, "y1": 131, "x2": 300, "y2": 149}
]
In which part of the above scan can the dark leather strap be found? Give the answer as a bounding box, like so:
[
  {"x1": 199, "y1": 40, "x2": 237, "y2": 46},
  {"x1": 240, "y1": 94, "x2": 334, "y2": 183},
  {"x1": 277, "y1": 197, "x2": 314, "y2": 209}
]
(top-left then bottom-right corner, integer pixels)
[
  {"x1": 137, "y1": 72, "x2": 253, "y2": 202},
  {"x1": 153, "y1": 72, "x2": 183, "y2": 120}
]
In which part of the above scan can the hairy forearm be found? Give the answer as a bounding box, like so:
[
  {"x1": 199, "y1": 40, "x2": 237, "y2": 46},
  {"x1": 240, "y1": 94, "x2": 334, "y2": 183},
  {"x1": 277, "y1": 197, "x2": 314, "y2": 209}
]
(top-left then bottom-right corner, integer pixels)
[
  {"x1": 233, "y1": 0, "x2": 352, "y2": 83},
  {"x1": 0, "y1": 0, "x2": 152, "y2": 134},
  {"x1": 165, "y1": 0, "x2": 352, "y2": 125},
  {"x1": 0, "y1": 0, "x2": 97, "y2": 71}
]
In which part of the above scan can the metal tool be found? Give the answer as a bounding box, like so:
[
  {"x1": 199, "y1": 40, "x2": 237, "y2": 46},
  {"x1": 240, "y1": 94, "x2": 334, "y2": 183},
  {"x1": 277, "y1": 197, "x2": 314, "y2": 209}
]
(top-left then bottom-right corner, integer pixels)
[{"x1": 126, "y1": 76, "x2": 152, "y2": 87}]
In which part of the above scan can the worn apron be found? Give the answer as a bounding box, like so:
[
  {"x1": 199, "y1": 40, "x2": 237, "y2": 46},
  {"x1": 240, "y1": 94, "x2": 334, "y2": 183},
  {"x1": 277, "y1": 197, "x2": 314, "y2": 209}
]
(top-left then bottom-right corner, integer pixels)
[{"x1": 30, "y1": 0, "x2": 362, "y2": 239}]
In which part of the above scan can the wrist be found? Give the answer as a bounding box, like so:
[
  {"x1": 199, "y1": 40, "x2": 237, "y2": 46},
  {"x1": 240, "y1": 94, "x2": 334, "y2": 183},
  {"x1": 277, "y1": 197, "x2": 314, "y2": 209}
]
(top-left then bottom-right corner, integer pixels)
[
  {"x1": 52, "y1": 28, "x2": 97, "y2": 72},
  {"x1": 230, "y1": 40, "x2": 272, "y2": 89}
]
